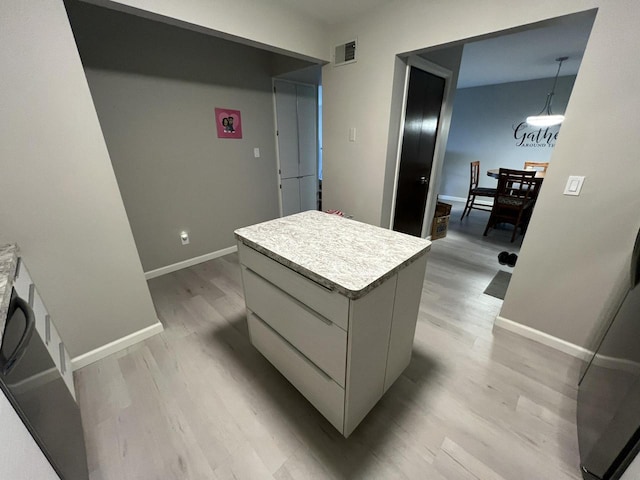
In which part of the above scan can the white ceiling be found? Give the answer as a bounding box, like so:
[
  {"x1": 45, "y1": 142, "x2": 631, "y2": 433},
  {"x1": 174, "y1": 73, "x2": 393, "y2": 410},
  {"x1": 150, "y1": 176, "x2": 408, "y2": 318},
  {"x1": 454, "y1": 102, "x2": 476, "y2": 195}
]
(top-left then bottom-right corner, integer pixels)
[
  {"x1": 456, "y1": 17, "x2": 595, "y2": 88},
  {"x1": 275, "y1": 0, "x2": 391, "y2": 26},
  {"x1": 273, "y1": 1, "x2": 594, "y2": 89}
]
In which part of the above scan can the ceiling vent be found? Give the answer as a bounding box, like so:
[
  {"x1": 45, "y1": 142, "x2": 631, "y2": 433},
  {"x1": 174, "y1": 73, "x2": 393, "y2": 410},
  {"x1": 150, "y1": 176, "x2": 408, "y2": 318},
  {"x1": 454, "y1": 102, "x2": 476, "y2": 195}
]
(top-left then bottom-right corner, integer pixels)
[{"x1": 334, "y1": 39, "x2": 357, "y2": 66}]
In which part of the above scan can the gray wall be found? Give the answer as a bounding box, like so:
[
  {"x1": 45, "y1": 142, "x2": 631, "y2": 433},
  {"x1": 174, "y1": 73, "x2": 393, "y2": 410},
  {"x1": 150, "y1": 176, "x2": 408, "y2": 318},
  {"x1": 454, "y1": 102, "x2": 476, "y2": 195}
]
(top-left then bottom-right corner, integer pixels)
[
  {"x1": 0, "y1": 0, "x2": 159, "y2": 357},
  {"x1": 441, "y1": 76, "x2": 576, "y2": 199},
  {"x1": 67, "y1": 2, "x2": 282, "y2": 272}
]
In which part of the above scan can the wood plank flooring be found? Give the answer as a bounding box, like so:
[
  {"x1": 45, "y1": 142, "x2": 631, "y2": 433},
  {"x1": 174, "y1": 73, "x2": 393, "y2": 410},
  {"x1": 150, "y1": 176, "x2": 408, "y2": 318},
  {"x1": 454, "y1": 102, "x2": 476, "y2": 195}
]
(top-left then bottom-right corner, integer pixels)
[{"x1": 75, "y1": 203, "x2": 584, "y2": 479}]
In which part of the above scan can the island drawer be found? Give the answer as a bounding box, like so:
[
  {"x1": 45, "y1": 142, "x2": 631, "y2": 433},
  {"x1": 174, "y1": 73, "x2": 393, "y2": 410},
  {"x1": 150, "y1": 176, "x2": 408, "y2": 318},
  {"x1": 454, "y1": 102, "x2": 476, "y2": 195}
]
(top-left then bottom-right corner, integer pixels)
[
  {"x1": 242, "y1": 267, "x2": 347, "y2": 387},
  {"x1": 238, "y1": 242, "x2": 349, "y2": 331},
  {"x1": 247, "y1": 312, "x2": 345, "y2": 432},
  {"x1": 12, "y1": 259, "x2": 76, "y2": 400}
]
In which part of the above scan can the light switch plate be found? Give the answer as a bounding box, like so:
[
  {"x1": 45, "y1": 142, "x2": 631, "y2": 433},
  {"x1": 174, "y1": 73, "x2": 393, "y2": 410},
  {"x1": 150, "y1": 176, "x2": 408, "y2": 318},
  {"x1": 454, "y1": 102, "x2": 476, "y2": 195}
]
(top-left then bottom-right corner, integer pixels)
[
  {"x1": 564, "y1": 175, "x2": 585, "y2": 196},
  {"x1": 349, "y1": 127, "x2": 356, "y2": 142},
  {"x1": 253, "y1": 147, "x2": 260, "y2": 158}
]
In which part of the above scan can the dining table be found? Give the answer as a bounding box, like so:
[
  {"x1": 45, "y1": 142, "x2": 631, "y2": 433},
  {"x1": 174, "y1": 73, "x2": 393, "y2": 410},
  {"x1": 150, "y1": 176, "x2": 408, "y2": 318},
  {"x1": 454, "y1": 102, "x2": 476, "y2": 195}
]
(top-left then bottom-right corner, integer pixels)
[{"x1": 487, "y1": 168, "x2": 545, "y2": 182}]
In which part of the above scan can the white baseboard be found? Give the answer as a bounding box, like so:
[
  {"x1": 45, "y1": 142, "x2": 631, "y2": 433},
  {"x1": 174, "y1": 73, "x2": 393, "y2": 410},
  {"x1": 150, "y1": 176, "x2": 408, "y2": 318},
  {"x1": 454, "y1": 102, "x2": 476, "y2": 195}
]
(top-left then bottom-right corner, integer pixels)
[
  {"x1": 591, "y1": 353, "x2": 640, "y2": 375},
  {"x1": 144, "y1": 245, "x2": 238, "y2": 280},
  {"x1": 438, "y1": 195, "x2": 466, "y2": 203},
  {"x1": 71, "y1": 321, "x2": 164, "y2": 370},
  {"x1": 494, "y1": 315, "x2": 592, "y2": 360},
  {"x1": 438, "y1": 195, "x2": 493, "y2": 206}
]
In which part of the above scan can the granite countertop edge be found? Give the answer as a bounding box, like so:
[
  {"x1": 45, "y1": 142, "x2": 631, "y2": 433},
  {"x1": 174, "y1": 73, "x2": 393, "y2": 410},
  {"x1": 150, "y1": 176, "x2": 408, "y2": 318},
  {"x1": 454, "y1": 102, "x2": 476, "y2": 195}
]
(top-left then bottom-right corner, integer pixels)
[
  {"x1": 0, "y1": 243, "x2": 20, "y2": 341},
  {"x1": 235, "y1": 235, "x2": 430, "y2": 300}
]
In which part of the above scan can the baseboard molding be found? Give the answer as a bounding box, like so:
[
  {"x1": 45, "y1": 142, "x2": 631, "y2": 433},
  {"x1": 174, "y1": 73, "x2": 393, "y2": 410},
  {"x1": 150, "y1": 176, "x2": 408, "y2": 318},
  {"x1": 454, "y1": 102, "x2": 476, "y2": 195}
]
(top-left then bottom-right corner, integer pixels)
[
  {"x1": 438, "y1": 195, "x2": 493, "y2": 206},
  {"x1": 438, "y1": 195, "x2": 466, "y2": 203},
  {"x1": 144, "y1": 245, "x2": 238, "y2": 280},
  {"x1": 591, "y1": 353, "x2": 640, "y2": 375},
  {"x1": 71, "y1": 321, "x2": 164, "y2": 370},
  {"x1": 494, "y1": 315, "x2": 592, "y2": 360}
]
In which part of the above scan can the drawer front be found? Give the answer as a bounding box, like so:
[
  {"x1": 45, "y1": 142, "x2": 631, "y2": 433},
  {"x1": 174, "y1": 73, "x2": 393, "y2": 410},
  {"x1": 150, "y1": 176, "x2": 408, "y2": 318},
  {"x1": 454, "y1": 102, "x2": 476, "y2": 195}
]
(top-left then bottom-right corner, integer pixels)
[
  {"x1": 31, "y1": 289, "x2": 60, "y2": 369},
  {"x1": 243, "y1": 267, "x2": 347, "y2": 387},
  {"x1": 13, "y1": 259, "x2": 76, "y2": 400},
  {"x1": 60, "y1": 342, "x2": 76, "y2": 401},
  {"x1": 248, "y1": 312, "x2": 345, "y2": 432},
  {"x1": 12, "y1": 258, "x2": 32, "y2": 300},
  {"x1": 238, "y1": 242, "x2": 349, "y2": 331}
]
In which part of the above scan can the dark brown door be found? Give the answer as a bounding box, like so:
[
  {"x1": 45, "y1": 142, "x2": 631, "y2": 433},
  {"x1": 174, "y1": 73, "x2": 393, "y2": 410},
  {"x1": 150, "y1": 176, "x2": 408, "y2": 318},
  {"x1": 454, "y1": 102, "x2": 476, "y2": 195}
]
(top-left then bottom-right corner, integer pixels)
[{"x1": 393, "y1": 67, "x2": 446, "y2": 237}]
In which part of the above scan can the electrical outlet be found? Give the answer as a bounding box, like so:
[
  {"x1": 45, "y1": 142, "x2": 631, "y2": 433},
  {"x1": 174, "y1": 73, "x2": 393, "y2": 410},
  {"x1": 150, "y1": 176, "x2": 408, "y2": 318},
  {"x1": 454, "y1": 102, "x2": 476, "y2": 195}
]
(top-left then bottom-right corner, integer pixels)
[{"x1": 180, "y1": 231, "x2": 190, "y2": 245}]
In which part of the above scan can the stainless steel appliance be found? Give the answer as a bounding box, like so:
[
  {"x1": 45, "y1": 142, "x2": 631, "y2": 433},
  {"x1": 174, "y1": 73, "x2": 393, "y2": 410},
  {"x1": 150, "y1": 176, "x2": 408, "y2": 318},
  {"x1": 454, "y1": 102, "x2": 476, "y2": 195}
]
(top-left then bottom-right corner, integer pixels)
[
  {"x1": 578, "y1": 232, "x2": 640, "y2": 479},
  {"x1": 0, "y1": 288, "x2": 89, "y2": 480}
]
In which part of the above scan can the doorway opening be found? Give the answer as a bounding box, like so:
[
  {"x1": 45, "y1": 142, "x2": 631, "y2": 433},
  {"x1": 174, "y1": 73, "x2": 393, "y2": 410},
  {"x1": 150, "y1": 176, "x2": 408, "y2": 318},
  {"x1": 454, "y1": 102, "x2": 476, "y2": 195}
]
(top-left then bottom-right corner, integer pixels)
[
  {"x1": 272, "y1": 65, "x2": 323, "y2": 217},
  {"x1": 391, "y1": 59, "x2": 450, "y2": 237},
  {"x1": 388, "y1": 9, "x2": 596, "y2": 302}
]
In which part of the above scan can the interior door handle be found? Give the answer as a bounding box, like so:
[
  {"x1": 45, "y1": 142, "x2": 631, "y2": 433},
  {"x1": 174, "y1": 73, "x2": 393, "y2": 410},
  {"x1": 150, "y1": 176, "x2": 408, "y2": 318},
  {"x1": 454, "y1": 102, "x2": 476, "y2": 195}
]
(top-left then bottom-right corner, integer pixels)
[{"x1": 419, "y1": 176, "x2": 429, "y2": 185}]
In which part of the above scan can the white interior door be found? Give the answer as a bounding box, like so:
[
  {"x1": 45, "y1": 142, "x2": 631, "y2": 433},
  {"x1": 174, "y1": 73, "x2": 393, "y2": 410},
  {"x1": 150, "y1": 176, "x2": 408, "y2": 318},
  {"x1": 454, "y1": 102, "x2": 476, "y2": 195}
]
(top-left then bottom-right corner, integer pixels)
[
  {"x1": 274, "y1": 80, "x2": 299, "y2": 179},
  {"x1": 274, "y1": 79, "x2": 319, "y2": 217}
]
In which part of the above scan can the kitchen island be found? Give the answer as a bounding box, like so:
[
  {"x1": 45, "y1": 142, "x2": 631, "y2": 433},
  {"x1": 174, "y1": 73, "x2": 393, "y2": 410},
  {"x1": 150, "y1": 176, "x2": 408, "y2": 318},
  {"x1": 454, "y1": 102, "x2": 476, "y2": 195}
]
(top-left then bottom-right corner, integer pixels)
[{"x1": 235, "y1": 211, "x2": 431, "y2": 437}]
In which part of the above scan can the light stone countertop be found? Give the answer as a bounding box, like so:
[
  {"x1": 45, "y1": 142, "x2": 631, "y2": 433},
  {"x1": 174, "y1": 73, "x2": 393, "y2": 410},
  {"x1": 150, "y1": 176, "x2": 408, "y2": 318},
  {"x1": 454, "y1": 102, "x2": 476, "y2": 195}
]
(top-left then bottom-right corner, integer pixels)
[
  {"x1": 0, "y1": 243, "x2": 20, "y2": 344},
  {"x1": 234, "y1": 211, "x2": 431, "y2": 299}
]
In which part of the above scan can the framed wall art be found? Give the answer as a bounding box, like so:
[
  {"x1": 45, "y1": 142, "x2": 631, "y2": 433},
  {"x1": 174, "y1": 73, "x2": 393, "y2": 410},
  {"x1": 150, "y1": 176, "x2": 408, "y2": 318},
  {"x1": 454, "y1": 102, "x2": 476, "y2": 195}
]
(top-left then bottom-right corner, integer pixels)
[{"x1": 215, "y1": 107, "x2": 243, "y2": 139}]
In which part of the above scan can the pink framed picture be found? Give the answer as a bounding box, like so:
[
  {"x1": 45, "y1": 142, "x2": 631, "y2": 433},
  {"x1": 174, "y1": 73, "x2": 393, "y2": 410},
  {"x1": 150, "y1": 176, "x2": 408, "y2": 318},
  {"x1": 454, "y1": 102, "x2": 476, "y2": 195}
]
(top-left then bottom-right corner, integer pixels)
[{"x1": 215, "y1": 108, "x2": 243, "y2": 139}]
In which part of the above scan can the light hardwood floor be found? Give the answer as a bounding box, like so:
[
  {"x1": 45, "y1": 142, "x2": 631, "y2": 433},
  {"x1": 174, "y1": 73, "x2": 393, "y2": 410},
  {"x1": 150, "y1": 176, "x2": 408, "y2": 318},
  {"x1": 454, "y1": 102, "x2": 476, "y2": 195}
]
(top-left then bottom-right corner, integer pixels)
[{"x1": 76, "y1": 203, "x2": 583, "y2": 479}]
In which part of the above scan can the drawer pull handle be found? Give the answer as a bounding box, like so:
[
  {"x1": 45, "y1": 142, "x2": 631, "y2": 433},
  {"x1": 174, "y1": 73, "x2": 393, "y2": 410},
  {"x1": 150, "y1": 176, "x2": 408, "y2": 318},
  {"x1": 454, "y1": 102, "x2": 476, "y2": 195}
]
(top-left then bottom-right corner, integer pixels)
[
  {"x1": 298, "y1": 300, "x2": 333, "y2": 326},
  {"x1": 45, "y1": 315, "x2": 51, "y2": 345},
  {"x1": 28, "y1": 284, "x2": 35, "y2": 308},
  {"x1": 15, "y1": 258, "x2": 21, "y2": 279},
  {"x1": 59, "y1": 342, "x2": 66, "y2": 374}
]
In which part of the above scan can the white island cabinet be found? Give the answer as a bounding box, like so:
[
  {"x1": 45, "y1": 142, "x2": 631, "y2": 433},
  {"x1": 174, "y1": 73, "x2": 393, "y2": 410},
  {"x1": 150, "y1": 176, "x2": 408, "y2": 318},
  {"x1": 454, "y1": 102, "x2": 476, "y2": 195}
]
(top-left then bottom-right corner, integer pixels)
[{"x1": 235, "y1": 211, "x2": 430, "y2": 437}]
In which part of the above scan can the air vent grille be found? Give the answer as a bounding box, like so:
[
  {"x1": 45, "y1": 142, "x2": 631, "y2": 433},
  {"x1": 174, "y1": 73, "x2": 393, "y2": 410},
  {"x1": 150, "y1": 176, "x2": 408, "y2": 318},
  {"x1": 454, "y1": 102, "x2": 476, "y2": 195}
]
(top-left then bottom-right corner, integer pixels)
[{"x1": 334, "y1": 40, "x2": 357, "y2": 66}]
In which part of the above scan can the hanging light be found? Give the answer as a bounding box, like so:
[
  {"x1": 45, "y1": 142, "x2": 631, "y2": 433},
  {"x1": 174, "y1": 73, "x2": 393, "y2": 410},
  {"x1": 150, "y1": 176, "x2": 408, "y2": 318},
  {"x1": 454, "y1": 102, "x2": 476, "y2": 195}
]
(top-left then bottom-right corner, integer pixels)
[{"x1": 526, "y1": 56, "x2": 568, "y2": 127}]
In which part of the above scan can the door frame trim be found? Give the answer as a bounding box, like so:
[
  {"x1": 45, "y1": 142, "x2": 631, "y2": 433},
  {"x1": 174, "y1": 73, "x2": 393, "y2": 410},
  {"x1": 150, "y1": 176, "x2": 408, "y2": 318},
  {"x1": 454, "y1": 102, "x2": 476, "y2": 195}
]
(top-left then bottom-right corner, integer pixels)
[
  {"x1": 272, "y1": 78, "x2": 319, "y2": 217},
  {"x1": 389, "y1": 56, "x2": 454, "y2": 237}
]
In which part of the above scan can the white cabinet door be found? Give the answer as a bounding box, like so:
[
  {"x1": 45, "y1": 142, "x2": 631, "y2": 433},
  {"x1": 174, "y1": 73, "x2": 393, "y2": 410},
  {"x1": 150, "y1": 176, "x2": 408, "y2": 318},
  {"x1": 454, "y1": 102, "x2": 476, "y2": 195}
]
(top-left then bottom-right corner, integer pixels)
[
  {"x1": 274, "y1": 80, "x2": 299, "y2": 179},
  {"x1": 299, "y1": 175, "x2": 317, "y2": 212},
  {"x1": 296, "y1": 84, "x2": 317, "y2": 178},
  {"x1": 280, "y1": 177, "x2": 300, "y2": 216},
  {"x1": 274, "y1": 80, "x2": 318, "y2": 216}
]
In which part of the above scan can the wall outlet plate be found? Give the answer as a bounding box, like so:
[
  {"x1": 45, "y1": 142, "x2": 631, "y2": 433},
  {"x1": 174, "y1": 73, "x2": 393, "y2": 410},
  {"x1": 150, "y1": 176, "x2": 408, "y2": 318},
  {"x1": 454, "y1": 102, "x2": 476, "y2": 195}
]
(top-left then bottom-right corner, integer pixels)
[{"x1": 180, "y1": 231, "x2": 190, "y2": 245}]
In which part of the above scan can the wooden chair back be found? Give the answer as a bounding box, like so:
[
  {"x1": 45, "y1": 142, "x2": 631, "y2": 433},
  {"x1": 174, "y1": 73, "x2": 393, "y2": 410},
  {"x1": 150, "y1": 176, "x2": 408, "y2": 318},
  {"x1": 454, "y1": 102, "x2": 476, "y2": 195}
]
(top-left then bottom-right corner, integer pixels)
[
  {"x1": 469, "y1": 161, "x2": 480, "y2": 190},
  {"x1": 461, "y1": 160, "x2": 496, "y2": 220},
  {"x1": 524, "y1": 161, "x2": 549, "y2": 172},
  {"x1": 496, "y1": 168, "x2": 537, "y2": 205},
  {"x1": 484, "y1": 169, "x2": 538, "y2": 242}
]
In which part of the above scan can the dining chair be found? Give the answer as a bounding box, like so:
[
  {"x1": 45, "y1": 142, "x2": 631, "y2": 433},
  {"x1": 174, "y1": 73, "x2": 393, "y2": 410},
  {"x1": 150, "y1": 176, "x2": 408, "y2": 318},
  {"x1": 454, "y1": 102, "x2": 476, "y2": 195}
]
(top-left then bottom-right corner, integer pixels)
[
  {"x1": 483, "y1": 168, "x2": 537, "y2": 243},
  {"x1": 524, "y1": 161, "x2": 549, "y2": 172},
  {"x1": 461, "y1": 161, "x2": 497, "y2": 220}
]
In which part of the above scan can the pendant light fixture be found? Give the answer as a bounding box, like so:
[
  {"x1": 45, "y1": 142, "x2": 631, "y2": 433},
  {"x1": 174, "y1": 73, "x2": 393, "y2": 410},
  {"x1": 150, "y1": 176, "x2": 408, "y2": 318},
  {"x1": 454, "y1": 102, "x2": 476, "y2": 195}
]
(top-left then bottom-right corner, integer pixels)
[{"x1": 526, "y1": 56, "x2": 568, "y2": 127}]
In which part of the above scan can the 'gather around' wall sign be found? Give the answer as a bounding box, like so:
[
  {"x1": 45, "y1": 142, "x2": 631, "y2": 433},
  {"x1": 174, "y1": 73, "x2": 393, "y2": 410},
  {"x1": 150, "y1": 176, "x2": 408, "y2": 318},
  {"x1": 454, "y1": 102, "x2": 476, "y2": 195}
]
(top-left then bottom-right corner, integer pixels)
[{"x1": 513, "y1": 121, "x2": 560, "y2": 148}]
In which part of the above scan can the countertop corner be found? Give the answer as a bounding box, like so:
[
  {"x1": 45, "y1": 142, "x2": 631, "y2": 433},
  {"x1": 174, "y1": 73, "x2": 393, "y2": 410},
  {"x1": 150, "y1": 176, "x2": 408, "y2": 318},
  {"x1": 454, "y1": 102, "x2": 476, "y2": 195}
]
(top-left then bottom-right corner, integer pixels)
[{"x1": 0, "y1": 243, "x2": 20, "y2": 336}]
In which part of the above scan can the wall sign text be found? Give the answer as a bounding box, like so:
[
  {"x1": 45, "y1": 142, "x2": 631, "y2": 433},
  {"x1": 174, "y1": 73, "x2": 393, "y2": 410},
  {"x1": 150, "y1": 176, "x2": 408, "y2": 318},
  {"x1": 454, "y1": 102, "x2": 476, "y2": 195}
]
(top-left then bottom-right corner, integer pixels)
[{"x1": 513, "y1": 121, "x2": 559, "y2": 147}]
